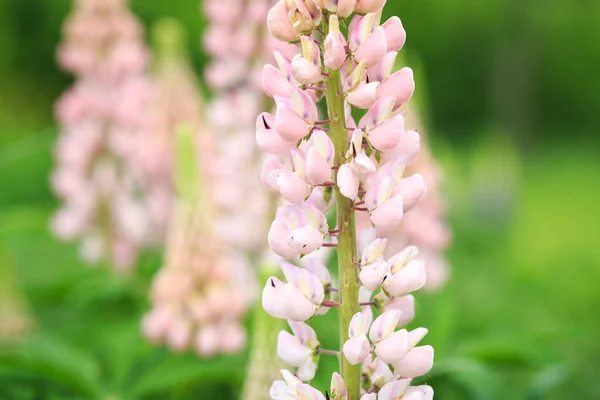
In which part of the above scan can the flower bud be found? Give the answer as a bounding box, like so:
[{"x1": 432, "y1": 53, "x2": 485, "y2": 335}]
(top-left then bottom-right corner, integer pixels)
[
  {"x1": 383, "y1": 259, "x2": 426, "y2": 297},
  {"x1": 330, "y1": 372, "x2": 348, "y2": 400},
  {"x1": 359, "y1": 259, "x2": 390, "y2": 290},
  {"x1": 286, "y1": 0, "x2": 323, "y2": 36},
  {"x1": 324, "y1": 15, "x2": 348, "y2": 70},
  {"x1": 337, "y1": 163, "x2": 360, "y2": 200},
  {"x1": 267, "y1": 0, "x2": 298, "y2": 42},
  {"x1": 291, "y1": 36, "x2": 322, "y2": 85}
]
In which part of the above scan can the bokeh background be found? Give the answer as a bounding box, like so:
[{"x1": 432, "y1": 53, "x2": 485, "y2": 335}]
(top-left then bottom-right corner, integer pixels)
[{"x1": 1, "y1": 0, "x2": 599, "y2": 399}]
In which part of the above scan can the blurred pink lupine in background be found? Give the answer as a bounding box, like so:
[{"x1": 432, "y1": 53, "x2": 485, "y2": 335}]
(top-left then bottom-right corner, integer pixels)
[
  {"x1": 51, "y1": 0, "x2": 157, "y2": 270},
  {"x1": 400, "y1": 102, "x2": 452, "y2": 291},
  {"x1": 141, "y1": 19, "x2": 254, "y2": 356}
]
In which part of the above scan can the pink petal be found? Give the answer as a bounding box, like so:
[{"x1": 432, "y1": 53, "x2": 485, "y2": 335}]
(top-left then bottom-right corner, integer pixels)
[
  {"x1": 374, "y1": 329, "x2": 409, "y2": 364},
  {"x1": 342, "y1": 334, "x2": 371, "y2": 365},
  {"x1": 305, "y1": 147, "x2": 332, "y2": 185},
  {"x1": 262, "y1": 64, "x2": 291, "y2": 98},
  {"x1": 370, "y1": 195, "x2": 404, "y2": 235},
  {"x1": 267, "y1": 0, "x2": 298, "y2": 42},
  {"x1": 347, "y1": 81, "x2": 380, "y2": 109},
  {"x1": 382, "y1": 17, "x2": 406, "y2": 52},
  {"x1": 337, "y1": 163, "x2": 360, "y2": 200},
  {"x1": 368, "y1": 114, "x2": 404, "y2": 151},
  {"x1": 392, "y1": 345, "x2": 435, "y2": 378},
  {"x1": 394, "y1": 173, "x2": 427, "y2": 212},
  {"x1": 262, "y1": 277, "x2": 288, "y2": 318},
  {"x1": 378, "y1": 67, "x2": 415, "y2": 108},
  {"x1": 277, "y1": 331, "x2": 312, "y2": 366},
  {"x1": 354, "y1": 26, "x2": 387, "y2": 67}
]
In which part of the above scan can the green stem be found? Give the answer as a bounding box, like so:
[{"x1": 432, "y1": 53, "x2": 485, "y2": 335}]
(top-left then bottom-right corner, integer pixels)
[{"x1": 323, "y1": 45, "x2": 361, "y2": 400}]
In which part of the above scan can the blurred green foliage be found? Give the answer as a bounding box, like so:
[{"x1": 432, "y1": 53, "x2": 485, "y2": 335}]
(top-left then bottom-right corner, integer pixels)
[{"x1": 0, "y1": 0, "x2": 599, "y2": 399}]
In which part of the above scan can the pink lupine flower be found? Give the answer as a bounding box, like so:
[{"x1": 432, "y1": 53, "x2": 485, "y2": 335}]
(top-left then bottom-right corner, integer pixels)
[
  {"x1": 270, "y1": 370, "x2": 326, "y2": 400},
  {"x1": 52, "y1": 0, "x2": 157, "y2": 270},
  {"x1": 349, "y1": 14, "x2": 387, "y2": 67},
  {"x1": 381, "y1": 17, "x2": 406, "y2": 52},
  {"x1": 268, "y1": 1, "x2": 299, "y2": 42},
  {"x1": 274, "y1": 88, "x2": 318, "y2": 141},
  {"x1": 324, "y1": 15, "x2": 348, "y2": 69},
  {"x1": 393, "y1": 174, "x2": 428, "y2": 212},
  {"x1": 342, "y1": 313, "x2": 372, "y2": 365},
  {"x1": 359, "y1": 97, "x2": 404, "y2": 151},
  {"x1": 405, "y1": 385, "x2": 434, "y2": 400},
  {"x1": 359, "y1": 236, "x2": 390, "y2": 290},
  {"x1": 268, "y1": 203, "x2": 328, "y2": 258},
  {"x1": 382, "y1": 247, "x2": 426, "y2": 296},
  {"x1": 330, "y1": 372, "x2": 349, "y2": 400},
  {"x1": 277, "y1": 321, "x2": 320, "y2": 380},
  {"x1": 355, "y1": 0, "x2": 386, "y2": 14},
  {"x1": 362, "y1": 357, "x2": 396, "y2": 390},
  {"x1": 369, "y1": 310, "x2": 409, "y2": 364},
  {"x1": 393, "y1": 345, "x2": 435, "y2": 378},
  {"x1": 256, "y1": 112, "x2": 298, "y2": 154},
  {"x1": 377, "y1": 379, "x2": 412, "y2": 400},
  {"x1": 377, "y1": 67, "x2": 415, "y2": 110},
  {"x1": 291, "y1": 36, "x2": 323, "y2": 85},
  {"x1": 318, "y1": 0, "x2": 356, "y2": 17},
  {"x1": 374, "y1": 292, "x2": 416, "y2": 327},
  {"x1": 263, "y1": 262, "x2": 324, "y2": 321}
]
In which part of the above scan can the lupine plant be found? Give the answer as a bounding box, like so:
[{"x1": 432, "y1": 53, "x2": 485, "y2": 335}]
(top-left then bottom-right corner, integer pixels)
[
  {"x1": 52, "y1": 0, "x2": 155, "y2": 270},
  {"x1": 141, "y1": 19, "x2": 254, "y2": 356},
  {"x1": 257, "y1": 0, "x2": 435, "y2": 398}
]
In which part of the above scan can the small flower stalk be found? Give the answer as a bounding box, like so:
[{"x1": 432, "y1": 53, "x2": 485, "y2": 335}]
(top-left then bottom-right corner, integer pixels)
[
  {"x1": 52, "y1": 0, "x2": 155, "y2": 270},
  {"x1": 258, "y1": 1, "x2": 436, "y2": 398}
]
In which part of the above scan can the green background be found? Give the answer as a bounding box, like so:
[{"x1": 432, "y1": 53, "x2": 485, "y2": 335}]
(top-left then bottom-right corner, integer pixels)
[{"x1": 0, "y1": 0, "x2": 599, "y2": 399}]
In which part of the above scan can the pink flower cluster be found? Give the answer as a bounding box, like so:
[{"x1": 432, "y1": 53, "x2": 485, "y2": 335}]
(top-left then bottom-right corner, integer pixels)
[
  {"x1": 51, "y1": 0, "x2": 156, "y2": 270},
  {"x1": 142, "y1": 197, "x2": 253, "y2": 355},
  {"x1": 357, "y1": 104, "x2": 452, "y2": 292},
  {"x1": 255, "y1": 0, "x2": 435, "y2": 398}
]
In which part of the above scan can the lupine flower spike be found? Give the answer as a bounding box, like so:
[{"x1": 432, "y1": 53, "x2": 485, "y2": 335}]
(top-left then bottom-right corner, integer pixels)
[
  {"x1": 257, "y1": 0, "x2": 436, "y2": 398},
  {"x1": 52, "y1": 0, "x2": 155, "y2": 270}
]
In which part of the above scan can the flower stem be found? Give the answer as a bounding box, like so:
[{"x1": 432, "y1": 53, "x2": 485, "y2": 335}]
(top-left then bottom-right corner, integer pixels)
[{"x1": 323, "y1": 20, "x2": 361, "y2": 400}]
